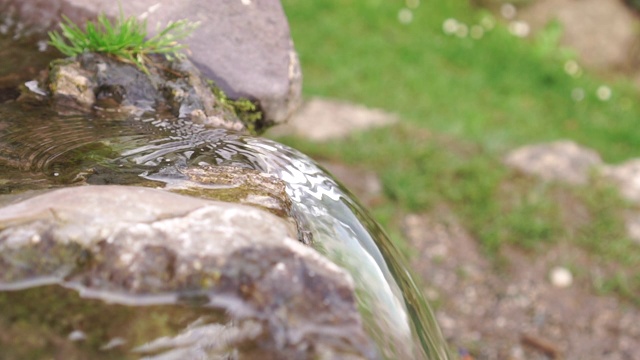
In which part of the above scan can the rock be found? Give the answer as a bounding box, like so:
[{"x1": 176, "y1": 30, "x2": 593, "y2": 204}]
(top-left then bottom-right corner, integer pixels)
[
  {"x1": 601, "y1": 159, "x2": 640, "y2": 243},
  {"x1": 0, "y1": 0, "x2": 301, "y2": 124},
  {"x1": 45, "y1": 53, "x2": 247, "y2": 131},
  {"x1": 0, "y1": 185, "x2": 376, "y2": 358},
  {"x1": 176, "y1": 164, "x2": 298, "y2": 223},
  {"x1": 268, "y1": 97, "x2": 398, "y2": 141},
  {"x1": 601, "y1": 159, "x2": 640, "y2": 203},
  {"x1": 518, "y1": 0, "x2": 638, "y2": 70},
  {"x1": 623, "y1": 212, "x2": 640, "y2": 244},
  {"x1": 504, "y1": 140, "x2": 602, "y2": 185},
  {"x1": 48, "y1": 59, "x2": 96, "y2": 111},
  {"x1": 549, "y1": 266, "x2": 573, "y2": 288}
]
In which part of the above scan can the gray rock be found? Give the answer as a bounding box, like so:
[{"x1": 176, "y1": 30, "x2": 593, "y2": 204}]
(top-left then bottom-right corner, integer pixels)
[
  {"x1": 601, "y1": 160, "x2": 640, "y2": 243},
  {"x1": 601, "y1": 159, "x2": 640, "y2": 203},
  {"x1": 268, "y1": 97, "x2": 398, "y2": 141},
  {"x1": 504, "y1": 140, "x2": 603, "y2": 185},
  {"x1": 518, "y1": 0, "x2": 637, "y2": 70},
  {"x1": 46, "y1": 53, "x2": 247, "y2": 131},
  {"x1": 624, "y1": 211, "x2": 640, "y2": 244},
  {"x1": 0, "y1": 185, "x2": 376, "y2": 358},
  {"x1": 0, "y1": 0, "x2": 301, "y2": 124}
]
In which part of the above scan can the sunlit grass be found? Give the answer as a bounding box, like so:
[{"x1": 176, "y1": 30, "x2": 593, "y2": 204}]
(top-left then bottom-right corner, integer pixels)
[
  {"x1": 278, "y1": 0, "x2": 640, "y2": 303},
  {"x1": 48, "y1": 13, "x2": 199, "y2": 73}
]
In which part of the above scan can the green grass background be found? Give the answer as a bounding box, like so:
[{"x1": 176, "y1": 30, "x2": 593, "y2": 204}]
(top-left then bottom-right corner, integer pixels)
[{"x1": 274, "y1": 0, "x2": 640, "y2": 304}]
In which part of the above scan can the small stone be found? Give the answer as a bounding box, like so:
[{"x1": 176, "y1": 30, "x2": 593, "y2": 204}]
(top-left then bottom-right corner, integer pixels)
[
  {"x1": 100, "y1": 337, "x2": 127, "y2": 350},
  {"x1": 549, "y1": 266, "x2": 573, "y2": 288},
  {"x1": 601, "y1": 159, "x2": 640, "y2": 204},
  {"x1": 268, "y1": 97, "x2": 398, "y2": 141},
  {"x1": 504, "y1": 140, "x2": 602, "y2": 185},
  {"x1": 68, "y1": 330, "x2": 87, "y2": 341}
]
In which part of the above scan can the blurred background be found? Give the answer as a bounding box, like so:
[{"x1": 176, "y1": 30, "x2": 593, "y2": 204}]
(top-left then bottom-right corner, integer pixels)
[{"x1": 268, "y1": 0, "x2": 640, "y2": 359}]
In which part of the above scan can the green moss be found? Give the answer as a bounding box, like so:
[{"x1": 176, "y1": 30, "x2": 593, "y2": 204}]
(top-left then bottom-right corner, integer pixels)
[
  {"x1": 0, "y1": 285, "x2": 222, "y2": 359},
  {"x1": 208, "y1": 80, "x2": 264, "y2": 134}
]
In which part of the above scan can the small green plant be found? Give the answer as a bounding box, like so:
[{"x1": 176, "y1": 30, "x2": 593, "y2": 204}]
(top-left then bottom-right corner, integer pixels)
[{"x1": 48, "y1": 12, "x2": 199, "y2": 73}]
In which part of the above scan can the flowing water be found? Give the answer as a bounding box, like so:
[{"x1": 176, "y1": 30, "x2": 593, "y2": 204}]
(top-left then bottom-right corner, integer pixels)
[{"x1": 0, "y1": 26, "x2": 450, "y2": 360}]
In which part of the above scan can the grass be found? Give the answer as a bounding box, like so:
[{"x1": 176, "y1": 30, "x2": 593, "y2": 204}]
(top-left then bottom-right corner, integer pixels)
[
  {"x1": 48, "y1": 12, "x2": 199, "y2": 73},
  {"x1": 276, "y1": 0, "x2": 640, "y2": 304}
]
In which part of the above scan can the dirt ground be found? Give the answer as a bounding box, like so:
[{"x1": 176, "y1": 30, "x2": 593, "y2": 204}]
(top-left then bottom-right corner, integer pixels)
[{"x1": 404, "y1": 208, "x2": 640, "y2": 360}]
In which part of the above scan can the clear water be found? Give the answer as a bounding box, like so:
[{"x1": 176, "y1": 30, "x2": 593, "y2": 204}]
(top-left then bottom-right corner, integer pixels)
[{"x1": 0, "y1": 26, "x2": 450, "y2": 360}]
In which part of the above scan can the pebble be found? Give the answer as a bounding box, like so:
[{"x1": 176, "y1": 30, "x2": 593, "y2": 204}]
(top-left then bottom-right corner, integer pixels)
[{"x1": 550, "y1": 266, "x2": 573, "y2": 288}]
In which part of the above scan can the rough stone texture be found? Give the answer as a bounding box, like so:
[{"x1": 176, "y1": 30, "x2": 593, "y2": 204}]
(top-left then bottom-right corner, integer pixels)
[
  {"x1": 46, "y1": 53, "x2": 246, "y2": 131},
  {"x1": 0, "y1": 185, "x2": 376, "y2": 359},
  {"x1": 0, "y1": 0, "x2": 301, "y2": 124},
  {"x1": 179, "y1": 165, "x2": 293, "y2": 217},
  {"x1": 49, "y1": 60, "x2": 96, "y2": 111},
  {"x1": 504, "y1": 140, "x2": 603, "y2": 185},
  {"x1": 267, "y1": 97, "x2": 398, "y2": 141},
  {"x1": 519, "y1": 0, "x2": 638, "y2": 70}
]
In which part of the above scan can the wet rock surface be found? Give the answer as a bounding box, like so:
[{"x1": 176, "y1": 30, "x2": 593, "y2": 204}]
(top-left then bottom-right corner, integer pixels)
[
  {"x1": 0, "y1": 185, "x2": 376, "y2": 359},
  {"x1": 44, "y1": 53, "x2": 247, "y2": 132},
  {"x1": 0, "y1": 0, "x2": 302, "y2": 124}
]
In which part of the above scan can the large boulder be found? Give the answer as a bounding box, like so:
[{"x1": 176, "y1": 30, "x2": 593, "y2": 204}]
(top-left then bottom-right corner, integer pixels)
[
  {"x1": 0, "y1": 0, "x2": 302, "y2": 124},
  {"x1": 0, "y1": 185, "x2": 376, "y2": 358}
]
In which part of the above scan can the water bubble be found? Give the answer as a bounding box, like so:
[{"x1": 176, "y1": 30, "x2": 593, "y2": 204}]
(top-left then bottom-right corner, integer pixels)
[
  {"x1": 405, "y1": 0, "x2": 420, "y2": 9},
  {"x1": 501, "y1": 3, "x2": 517, "y2": 19},
  {"x1": 571, "y1": 88, "x2": 585, "y2": 102},
  {"x1": 596, "y1": 86, "x2": 612, "y2": 101},
  {"x1": 508, "y1": 21, "x2": 530, "y2": 37},
  {"x1": 470, "y1": 25, "x2": 484, "y2": 39},
  {"x1": 563, "y1": 60, "x2": 581, "y2": 77},
  {"x1": 442, "y1": 18, "x2": 458, "y2": 35},
  {"x1": 398, "y1": 8, "x2": 413, "y2": 24}
]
